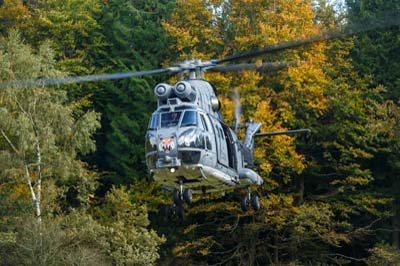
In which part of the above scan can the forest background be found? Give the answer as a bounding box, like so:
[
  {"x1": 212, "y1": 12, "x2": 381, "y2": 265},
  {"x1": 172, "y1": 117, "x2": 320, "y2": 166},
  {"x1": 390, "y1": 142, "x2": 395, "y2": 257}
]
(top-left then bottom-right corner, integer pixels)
[{"x1": 0, "y1": 0, "x2": 399, "y2": 265}]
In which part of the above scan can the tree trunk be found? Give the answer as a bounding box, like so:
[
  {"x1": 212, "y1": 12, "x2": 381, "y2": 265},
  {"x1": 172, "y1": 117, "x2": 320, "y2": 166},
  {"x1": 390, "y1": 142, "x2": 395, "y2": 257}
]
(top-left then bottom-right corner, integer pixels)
[{"x1": 35, "y1": 143, "x2": 42, "y2": 224}]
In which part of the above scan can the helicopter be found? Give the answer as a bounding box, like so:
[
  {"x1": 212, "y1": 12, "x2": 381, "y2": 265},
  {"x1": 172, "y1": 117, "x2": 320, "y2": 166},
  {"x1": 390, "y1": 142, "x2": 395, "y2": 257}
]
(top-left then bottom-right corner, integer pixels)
[{"x1": 144, "y1": 59, "x2": 310, "y2": 218}]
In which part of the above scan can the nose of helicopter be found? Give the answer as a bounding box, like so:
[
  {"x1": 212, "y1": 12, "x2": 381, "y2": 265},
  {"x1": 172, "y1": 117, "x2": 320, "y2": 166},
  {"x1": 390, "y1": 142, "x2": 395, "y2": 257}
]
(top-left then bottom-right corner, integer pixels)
[
  {"x1": 155, "y1": 134, "x2": 181, "y2": 169},
  {"x1": 158, "y1": 136, "x2": 177, "y2": 154},
  {"x1": 146, "y1": 127, "x2": 203, "y2": 171}
]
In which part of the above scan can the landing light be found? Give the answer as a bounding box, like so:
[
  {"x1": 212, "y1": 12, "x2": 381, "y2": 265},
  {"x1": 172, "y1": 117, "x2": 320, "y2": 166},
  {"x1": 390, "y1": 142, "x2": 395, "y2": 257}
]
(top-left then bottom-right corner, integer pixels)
[{"x1": 170, "y1": 168, "x2": 176, "y2": 173}]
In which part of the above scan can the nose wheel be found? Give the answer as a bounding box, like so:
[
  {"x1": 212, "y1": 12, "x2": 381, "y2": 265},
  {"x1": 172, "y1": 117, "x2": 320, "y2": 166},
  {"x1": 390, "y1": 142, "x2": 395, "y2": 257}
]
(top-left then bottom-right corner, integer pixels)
[
  {"x1": 163, "y1": 203, "x2": 185, "y2": 221},
  {"x1": 163, "y1": 179, "x2": 192, "y2": 220},
  {"x1": 173, "y1": 188, "x2": 192, "y2": 205},
  {"x1": 241, "y1": 187, "x2": 260, "y2": 212}
]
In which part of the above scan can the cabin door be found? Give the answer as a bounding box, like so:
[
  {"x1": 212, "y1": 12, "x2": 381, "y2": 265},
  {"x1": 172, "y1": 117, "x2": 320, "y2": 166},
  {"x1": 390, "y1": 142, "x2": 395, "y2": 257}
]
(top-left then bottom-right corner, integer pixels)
[{"x1": 211, "y1": 118, "x2": 229, "y2": 167}]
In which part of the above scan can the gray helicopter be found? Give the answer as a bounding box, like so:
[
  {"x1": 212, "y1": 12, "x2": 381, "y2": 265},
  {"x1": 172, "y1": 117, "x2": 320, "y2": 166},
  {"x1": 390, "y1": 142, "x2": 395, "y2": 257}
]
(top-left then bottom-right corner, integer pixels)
[{"x1": 144, "y1": 59, "x2": 310, "y2": 218}]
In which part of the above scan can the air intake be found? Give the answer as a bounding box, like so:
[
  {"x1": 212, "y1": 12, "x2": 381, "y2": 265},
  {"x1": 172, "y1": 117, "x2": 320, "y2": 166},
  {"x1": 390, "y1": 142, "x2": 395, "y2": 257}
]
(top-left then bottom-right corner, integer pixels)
[
  {"x1": 154, "y1": 83, "x2": 173, "y2": 100},
  {"x1": 174, "y1": 81, "x2": 196, "y2": 101}
]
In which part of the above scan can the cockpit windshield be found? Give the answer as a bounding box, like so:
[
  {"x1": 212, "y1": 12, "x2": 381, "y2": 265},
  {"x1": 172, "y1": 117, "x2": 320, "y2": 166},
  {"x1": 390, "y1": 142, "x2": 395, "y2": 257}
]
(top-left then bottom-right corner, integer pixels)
[
  {"x1": 161, "y1": 111, "x2": 182, "y2": 128},
  {"x1": 180, "y1": 110, "x2": 197, "y2": 127},
  {"x1": 151, "y1": 110, "x2": 198, "y2": 129}
]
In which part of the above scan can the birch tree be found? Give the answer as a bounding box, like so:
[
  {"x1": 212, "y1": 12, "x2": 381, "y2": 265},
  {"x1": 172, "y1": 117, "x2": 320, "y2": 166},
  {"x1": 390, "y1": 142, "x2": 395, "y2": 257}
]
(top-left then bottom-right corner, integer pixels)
[{"x1": 0, "y1": 30, "x2": 100, "y2": 232}]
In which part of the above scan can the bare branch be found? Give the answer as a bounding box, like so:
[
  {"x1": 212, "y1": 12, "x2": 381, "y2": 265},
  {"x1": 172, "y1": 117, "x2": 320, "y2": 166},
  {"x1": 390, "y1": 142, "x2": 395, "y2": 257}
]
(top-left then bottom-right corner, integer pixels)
[
  {"x1": 24, "y1": 163, "x2": 37, "y2": 202},
  {"x1": 0, "y1": 129, "x2": 20, "y2": 155},
  {"x1": 328, "y1": 253, "x2": 365, "y2": 262},
  {"x1": 13, "y1": 95, "x2": 29, "y2": 117}
]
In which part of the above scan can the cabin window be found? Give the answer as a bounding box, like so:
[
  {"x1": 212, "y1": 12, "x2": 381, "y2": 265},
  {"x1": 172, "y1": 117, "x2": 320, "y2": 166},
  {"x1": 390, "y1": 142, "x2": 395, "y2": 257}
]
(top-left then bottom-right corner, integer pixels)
[
  {"x1": 180, "y1": 111, "x2": 197, "y2": 127},
  {"x1": 200, "y1": 114, "x2": 209, "y2": 132},
  {"x1": 149, "y1": 114, "x2": 159, "y2": 129},
  {"x1": 161, "y1": 111, "x2": 182, "y2": 128}
]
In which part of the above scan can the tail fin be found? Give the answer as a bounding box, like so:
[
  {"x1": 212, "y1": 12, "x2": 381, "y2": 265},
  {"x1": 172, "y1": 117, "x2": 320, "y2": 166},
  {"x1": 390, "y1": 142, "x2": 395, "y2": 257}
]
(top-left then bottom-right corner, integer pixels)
[
  {"x1": 242, "y1": 122, "x2": 261, "y2": 167},
  {"x1": 241, "y1": 122, "x2": 311, "y2": 167}
]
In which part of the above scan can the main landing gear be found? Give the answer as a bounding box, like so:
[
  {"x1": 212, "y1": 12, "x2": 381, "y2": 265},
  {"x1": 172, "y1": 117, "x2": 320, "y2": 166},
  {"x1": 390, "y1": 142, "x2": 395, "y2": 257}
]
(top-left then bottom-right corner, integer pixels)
[
  {"x1": 163, "y1": 179, "x2": 192, "y2": 220},
  {"x1": 240, "y1": 187, "x2": 260, "y2": 212}
]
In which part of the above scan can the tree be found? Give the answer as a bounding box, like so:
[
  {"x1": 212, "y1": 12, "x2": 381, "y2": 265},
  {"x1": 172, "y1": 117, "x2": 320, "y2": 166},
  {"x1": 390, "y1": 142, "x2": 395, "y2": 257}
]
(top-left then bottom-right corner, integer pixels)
[
  {"x1": 1, "y1": 212, "x2": 112, "y2": 266},
  {"x1": 33, "y1": 0, "x2": 106, "y2": 75},
  {"x1": 89, "y1": 0, "x2": 174, "y2": 182},
  {"x1": 346, "y1": 0, "x2": 400, "y2": 249},
  {"x1": 95, "y1": 186, "x2": 165, "y2": 266},
  {"x1": 0, "y1": 0, "x2": 31, "y2": 35},
  {"x1": 346, "y1": 0, "x2": 400, "y2": 101},
  {"x1": 0, "y1": 30, "x2": 100, "y2": 263}
]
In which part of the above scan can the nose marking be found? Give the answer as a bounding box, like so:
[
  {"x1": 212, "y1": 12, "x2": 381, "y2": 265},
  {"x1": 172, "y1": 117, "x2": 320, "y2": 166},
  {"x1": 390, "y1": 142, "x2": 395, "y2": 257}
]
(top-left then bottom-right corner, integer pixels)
[{"x1": 161, "y1": 137, "x2": 175, "y2": 152}]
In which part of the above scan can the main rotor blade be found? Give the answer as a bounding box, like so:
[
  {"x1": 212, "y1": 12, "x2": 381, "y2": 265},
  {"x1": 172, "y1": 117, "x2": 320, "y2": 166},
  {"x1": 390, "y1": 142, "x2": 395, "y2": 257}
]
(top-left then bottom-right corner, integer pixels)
[
  {"x1": 0, "y1": 68, "x2": 172, "y2": 89},
  {"x1": 255, "y1": 128, "x2": 311, "y2": 137},
  {"x1": 210, "y1": 61, "x2": 299, "y2": 73},
  {"x1": 214, "y1": 11, "x2": 400, "y2": 64}
]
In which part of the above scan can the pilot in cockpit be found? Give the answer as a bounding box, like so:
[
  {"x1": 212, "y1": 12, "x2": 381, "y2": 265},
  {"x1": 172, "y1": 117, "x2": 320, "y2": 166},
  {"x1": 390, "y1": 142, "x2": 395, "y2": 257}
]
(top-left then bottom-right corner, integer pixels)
[
  {"x1": 171, "y1": 112, "x2": 178, "y2": 123},
  {"x1": 161, "y1": 111, "x2": 180, "y2": 127}
]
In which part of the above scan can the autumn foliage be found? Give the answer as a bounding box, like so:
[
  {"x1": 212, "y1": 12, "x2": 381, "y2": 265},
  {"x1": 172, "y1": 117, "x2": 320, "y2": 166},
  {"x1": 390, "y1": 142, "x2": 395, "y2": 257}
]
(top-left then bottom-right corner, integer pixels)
[{"x1": 0, "y1": 0, "x2": 399, "y2": 265}]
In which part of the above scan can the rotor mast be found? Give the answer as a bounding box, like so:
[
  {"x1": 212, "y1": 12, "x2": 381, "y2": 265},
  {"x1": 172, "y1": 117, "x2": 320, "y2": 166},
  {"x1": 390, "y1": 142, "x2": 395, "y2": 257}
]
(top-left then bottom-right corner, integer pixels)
[{"x1": 175, "y1": 59, "x2": 216, "y2": 80}]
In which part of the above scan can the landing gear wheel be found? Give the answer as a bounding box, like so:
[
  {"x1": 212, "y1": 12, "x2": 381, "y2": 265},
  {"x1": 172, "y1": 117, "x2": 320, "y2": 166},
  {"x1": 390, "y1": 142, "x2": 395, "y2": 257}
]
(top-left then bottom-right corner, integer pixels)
[
  {"x1": 241, "y1": 195, "x2": 250, "y2": 212},
  {"x1": 173, "y1": 189, "x2": 181, "y2": 205},
  {"x1": 163, "y1": 204, "x2": 175, "y2": 221},
  {"x1": 176, "y1": 203, "x2": 185, "y2": 219},
  {"x1": 250, "y1": 194, "x2": 260, "y2": 211},
  {"x1": 183, "y1": 188, "x2": 193, "y2": 204},
  {"x1": 167, "y1": 182, "x2": 188, "y2": 220}
]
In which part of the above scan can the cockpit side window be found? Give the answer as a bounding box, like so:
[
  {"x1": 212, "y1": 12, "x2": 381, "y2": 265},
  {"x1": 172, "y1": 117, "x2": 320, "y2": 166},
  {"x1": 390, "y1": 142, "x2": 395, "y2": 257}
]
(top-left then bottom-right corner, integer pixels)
[
  {"x1": 219, "y1": 127, "x2": 224, "y2": 139},
  {"x1": 181, "y1": 111, "x2": 197, "y2": 127},
  {"x1": 161, "y1": 111, "x2": 182, "y2": 128},
  {"x1": 200, "y1": 114, "x2": 209, "y2": 131},
  {"x1": 149, "y1": 114, "x2": 159, "y2": 129}
]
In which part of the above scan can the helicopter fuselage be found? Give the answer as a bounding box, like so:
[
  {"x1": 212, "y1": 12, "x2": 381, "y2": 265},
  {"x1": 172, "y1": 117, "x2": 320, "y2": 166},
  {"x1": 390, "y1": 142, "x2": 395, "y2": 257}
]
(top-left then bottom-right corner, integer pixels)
[{"x1": 145, "y1": 79, "x2": 263, "y2": 194}]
